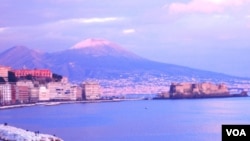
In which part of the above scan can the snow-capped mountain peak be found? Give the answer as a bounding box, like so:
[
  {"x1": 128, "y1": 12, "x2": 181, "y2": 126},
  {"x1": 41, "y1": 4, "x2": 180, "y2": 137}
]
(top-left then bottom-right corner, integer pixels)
[{"x1": 71, "y1": 38, "x2": 118, "y2": 49}]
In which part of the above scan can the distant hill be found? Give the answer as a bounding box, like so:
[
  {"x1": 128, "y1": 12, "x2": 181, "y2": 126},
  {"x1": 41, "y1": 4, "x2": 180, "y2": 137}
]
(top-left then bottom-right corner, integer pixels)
[
  {"x1": 0, "y1": 38, "x2": 244, "y2": 82},
  {"x1": 0, "y1": 46, "x2": 47, "y2": 69}
]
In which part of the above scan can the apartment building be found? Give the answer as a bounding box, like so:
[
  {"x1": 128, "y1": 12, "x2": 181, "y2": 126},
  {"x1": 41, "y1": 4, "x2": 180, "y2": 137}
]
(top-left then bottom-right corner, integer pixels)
[
  {"x1": 0, "y1": 66, "x2": 11, "y2": 81},
  {"x1": 82, "y1": 82, "x2": 101, "y2": 100},
  {"x1": 38, "y1": 86, "x2": 50, "y2": 101},
  {"x1": 30, "y1": 87, "x2": 39, "y2": 103},
  {"x1": 16, "y1": 86, "x2": 30, "y2": 103},
  {"x1": 47, "y1": 82, "x2": 82, "y2": 101},
  {"x1": 0, "y1": 83, "x2": 16, "y2": 105}
]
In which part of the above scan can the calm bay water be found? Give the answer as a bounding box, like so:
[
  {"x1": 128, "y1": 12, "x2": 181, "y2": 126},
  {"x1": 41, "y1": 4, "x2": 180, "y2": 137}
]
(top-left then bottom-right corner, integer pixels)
[{"x1": 0, "y1": 97, "x2": 250, "y2": 141}]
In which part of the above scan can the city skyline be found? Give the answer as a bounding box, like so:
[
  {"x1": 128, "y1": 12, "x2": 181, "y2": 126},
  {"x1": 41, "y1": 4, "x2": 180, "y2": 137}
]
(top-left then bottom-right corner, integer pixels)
[{"x1": 0, "y1": 0, "x2": 250, "y2": 77}]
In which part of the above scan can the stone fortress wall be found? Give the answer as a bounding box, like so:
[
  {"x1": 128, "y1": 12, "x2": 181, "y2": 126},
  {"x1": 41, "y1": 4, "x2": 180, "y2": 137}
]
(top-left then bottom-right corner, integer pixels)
[{"x1": 169, "y1": 82, "x2": 229, "y2": 98}]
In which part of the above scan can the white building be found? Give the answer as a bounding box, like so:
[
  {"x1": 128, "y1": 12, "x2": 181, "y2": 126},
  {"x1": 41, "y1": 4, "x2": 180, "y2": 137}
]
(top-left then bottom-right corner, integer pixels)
[
  {"x1": 38, "y1": 86, "x2": 49, "y2": 101},
  {"x1": 0, "y1": 83, "x2": 15, "y2": 105},
  {"x1": 47, "y1": 82, "x2": 82, "y2": 101},
  {"x1": 30, "y1": 87, "x2": 39, "y2": 102},
  {"x1": 68, "y1": 84, "x2": 82, "y2": 100},
  {"x1": 47, "y1": 82, "x2": 68, "y2": 100},
  {"x1": 82, "y1": 82, "x2": 101, "y2": 100},
  {"x1": 16, "y1": 81, "x2": 34, "y2": 88}
]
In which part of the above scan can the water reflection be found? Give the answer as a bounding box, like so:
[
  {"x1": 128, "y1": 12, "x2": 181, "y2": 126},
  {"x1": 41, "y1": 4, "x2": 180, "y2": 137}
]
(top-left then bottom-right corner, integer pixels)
[{"x1": 0, "y1": 97, "x2": 250, "y2": 141}]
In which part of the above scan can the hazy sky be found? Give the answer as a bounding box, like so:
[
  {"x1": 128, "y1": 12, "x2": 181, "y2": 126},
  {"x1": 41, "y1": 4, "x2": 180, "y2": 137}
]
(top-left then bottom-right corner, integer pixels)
[{"x1": 0, "y1": 0, "x2": 250, "y2": 77}]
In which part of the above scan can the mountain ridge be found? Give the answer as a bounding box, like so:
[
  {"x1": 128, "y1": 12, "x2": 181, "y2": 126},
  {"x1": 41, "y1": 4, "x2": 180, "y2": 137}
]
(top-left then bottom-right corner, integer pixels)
[
  {"x1": 0, "y1": 39, "x2": 246, "y2": 82},
  {"x1": 0, "y1": 46, "x2": 47, "y2": 69}
]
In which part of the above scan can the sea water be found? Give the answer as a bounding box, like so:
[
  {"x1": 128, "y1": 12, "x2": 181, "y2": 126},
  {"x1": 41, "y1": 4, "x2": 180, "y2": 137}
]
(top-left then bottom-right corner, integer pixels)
[{"x1": 0, "y1": 97, "x2": 250, "y2": 141}]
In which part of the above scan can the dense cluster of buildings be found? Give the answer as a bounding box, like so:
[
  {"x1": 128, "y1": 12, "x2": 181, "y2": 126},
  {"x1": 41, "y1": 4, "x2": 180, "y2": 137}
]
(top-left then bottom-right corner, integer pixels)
[
  {"x1": 98, "y1": 73, "x2": 250, "y2": 96},
  {"x1": 1, "y1": 65, "x2": 249, "y2": 105},
  {"x1": 0, "y1": 66, "x2": 102, "y2": 106}
]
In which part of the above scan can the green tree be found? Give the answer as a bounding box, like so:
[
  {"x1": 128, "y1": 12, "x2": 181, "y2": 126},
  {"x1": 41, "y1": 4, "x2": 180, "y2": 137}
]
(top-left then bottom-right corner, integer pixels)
[
  {"x1": 52, "y1": 73, "x2": 62, "y2": 82},
  {"x1": 25, "y1": 74, "x2": 33, "y2": 80},
  {"x1": 8, "y1": 71, "x2": 17, "y2": 82},
  {"x1": 0, "y1": 77, "x2": 5, "y2": 83}
]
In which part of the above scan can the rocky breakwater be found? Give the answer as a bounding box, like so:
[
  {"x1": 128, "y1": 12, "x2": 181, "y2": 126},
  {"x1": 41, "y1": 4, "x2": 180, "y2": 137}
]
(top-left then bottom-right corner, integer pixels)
[
  {"x1": 169, "y1": 82, "x2": 248, "y2": 99},
  {"x1": 0, "y1": 124, "x2": 63, "y2": 141}
]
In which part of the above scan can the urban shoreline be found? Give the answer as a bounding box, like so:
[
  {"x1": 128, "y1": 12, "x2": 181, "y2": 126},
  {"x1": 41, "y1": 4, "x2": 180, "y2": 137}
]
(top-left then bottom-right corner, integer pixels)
[{"x1": 0, "y1": 98, "x2": 143, "y2": 110}]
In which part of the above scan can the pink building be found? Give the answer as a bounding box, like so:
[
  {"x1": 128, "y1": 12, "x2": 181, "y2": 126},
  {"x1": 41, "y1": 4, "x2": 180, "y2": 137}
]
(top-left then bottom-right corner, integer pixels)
[
  {"x1": 0, "y1": 66, "x2": 11, "y2": 81},
  {"x1": 16, "y1": 86, "x2": 30, "y2": 103},
  {"x1": 13, "y1": 69, "x2": 52, "y2": 78}
]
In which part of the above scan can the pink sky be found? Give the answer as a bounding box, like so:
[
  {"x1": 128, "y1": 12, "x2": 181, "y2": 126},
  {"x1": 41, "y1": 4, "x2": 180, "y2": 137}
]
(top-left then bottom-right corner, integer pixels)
[{"x1": 0, "y1": 0, "x2": 250, "y2": 77}]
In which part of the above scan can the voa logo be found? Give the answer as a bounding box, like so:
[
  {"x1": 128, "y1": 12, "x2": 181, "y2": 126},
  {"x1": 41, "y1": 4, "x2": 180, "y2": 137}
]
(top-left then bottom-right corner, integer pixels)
[{"x1": 226, "y1": 129, "x2": 246, "y2": 136}]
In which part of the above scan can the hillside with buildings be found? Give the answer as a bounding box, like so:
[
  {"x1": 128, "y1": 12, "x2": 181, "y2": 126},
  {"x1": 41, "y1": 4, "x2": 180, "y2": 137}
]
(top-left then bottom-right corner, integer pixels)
[
  {"x1": 0, "y1": 66, "x2": 102, "y2": 106},
  {"x1": 0, "y1": 64, "x2": 249, "y2": 106}
]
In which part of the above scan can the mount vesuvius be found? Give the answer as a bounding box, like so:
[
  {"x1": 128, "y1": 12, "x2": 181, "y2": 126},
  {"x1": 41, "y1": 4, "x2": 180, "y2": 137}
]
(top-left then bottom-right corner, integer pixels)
[{"x1": 0, "y1": 38, "x2": 242, "y2": 82}]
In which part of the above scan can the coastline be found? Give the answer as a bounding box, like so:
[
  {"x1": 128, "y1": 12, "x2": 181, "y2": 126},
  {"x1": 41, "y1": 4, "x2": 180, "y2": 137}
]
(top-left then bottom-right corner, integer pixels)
[
  {"x1": 0, "y1": 99, "x2": 140, "y2": 110},
  {"x1": 0, "y1": 103, "x2": 37, "y2": 110},
  {"x1": 0, "y1": 94, "x2": 248, "y2": 110}
]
